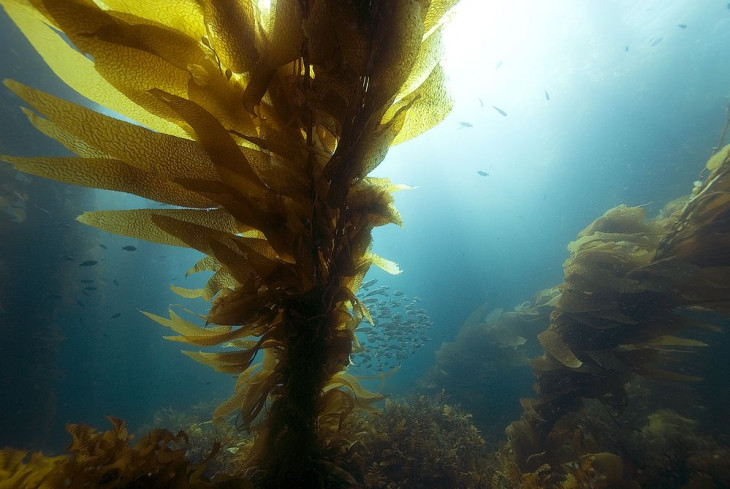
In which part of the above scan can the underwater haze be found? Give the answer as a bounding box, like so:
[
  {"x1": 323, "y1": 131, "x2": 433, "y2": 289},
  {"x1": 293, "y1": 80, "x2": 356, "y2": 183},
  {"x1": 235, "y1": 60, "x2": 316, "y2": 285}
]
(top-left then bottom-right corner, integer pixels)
[{"x1": 1, "y1": 0, "x2": 729, "y2": 464}]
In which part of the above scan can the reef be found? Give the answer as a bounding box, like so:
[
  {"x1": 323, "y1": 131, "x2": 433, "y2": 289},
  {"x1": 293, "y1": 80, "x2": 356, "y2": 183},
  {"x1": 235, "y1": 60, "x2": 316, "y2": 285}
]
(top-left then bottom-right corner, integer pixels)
[
  {"x1": 341, "y1": 393, "x2": 494, "y2": 489},
  {"x1": 0, "y1": 0, "x2": 458, "y2": 486}
]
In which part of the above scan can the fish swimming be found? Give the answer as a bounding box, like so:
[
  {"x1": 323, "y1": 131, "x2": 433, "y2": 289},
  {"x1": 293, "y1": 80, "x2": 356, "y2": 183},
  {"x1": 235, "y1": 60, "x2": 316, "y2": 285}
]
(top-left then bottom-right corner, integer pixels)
[
  {"x1": 458, "y1": 121, "x2": 473, "y2": 128},
  {"x1": 110, "y1": 313, "x2": 121, "y2": 319},
  {"x1": 492, "y1": 106, "x2": 507, "y2": 116},
  {"x1": 545, "y1": 89, "x2": 550, "y2": 101},
  {"x1": 477, "y1": 170, "x2": 489, "y2": 177},
  {"x1": 79, "y1": 260, "x2": 98, "y2": 267},
  {"x1": 122, "y1": 245, "x2": 137, "y2": 251},
  {"x1": 361, "y1": 278, "x2": 378, "y2": 289}
]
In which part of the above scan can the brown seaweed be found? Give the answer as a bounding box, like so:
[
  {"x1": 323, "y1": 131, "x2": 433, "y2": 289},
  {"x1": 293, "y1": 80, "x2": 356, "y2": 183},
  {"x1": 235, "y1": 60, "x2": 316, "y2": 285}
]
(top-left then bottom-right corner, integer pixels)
[
  {"x1": 504, "y1": 150, "x2": 730, "y2": 475},
  {"x1": 0, "y1": 0, "x2": 459, "y2": 486}
]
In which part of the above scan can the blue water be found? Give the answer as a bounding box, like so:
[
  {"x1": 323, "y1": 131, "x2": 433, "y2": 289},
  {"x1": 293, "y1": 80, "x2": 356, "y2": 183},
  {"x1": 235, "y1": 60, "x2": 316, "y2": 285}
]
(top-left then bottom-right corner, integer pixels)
[{"x1": 1, "y1": 0, "x2": 729, "y2": 453}]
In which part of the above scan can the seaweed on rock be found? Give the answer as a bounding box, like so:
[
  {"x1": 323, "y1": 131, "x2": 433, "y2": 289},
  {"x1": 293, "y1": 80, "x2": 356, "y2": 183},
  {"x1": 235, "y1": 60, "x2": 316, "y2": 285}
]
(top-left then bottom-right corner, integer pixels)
[
  {"x1": 504, "y1": 150, "x2": 730, "y2": 476},
  {"x1": 0, "y1": 417, "x2": 246, "y2": 488},
  {"x1": 342, "y1": 394, "x2": 494, "y2": 489},
  {"x1": 0, "y1": 0, "x2": 458, "y2": 486}
]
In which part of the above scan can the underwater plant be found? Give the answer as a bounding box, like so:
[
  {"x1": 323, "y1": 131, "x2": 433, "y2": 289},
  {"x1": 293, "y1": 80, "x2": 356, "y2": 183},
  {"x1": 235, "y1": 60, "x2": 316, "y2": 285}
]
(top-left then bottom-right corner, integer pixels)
[
  {"x1": 0, "y1": 0, "x2": 458, "y2": 486},
  {"x1": 0, "y1": 417, "x2": 248, "y2": 488},
  {"x1": 342, "y1": 393, "x2": 493, "y2": 489},
  {"x1": 503, "y1": 149, "x2": 730, "y2": 476}
]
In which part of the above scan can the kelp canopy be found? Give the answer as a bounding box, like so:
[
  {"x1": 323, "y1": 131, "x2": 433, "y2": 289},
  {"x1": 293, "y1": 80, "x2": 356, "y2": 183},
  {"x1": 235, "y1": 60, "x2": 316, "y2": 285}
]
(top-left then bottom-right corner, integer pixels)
[{"x1": 0, "y1": 0, "x2": 458, "y2": 486}]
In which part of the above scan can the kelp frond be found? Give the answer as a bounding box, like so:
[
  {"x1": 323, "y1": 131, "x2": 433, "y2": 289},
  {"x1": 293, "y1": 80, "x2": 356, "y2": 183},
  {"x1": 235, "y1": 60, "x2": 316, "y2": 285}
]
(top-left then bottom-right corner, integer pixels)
[{"x1": 1, "y1": 0, "x2": 458, "y2": 485}]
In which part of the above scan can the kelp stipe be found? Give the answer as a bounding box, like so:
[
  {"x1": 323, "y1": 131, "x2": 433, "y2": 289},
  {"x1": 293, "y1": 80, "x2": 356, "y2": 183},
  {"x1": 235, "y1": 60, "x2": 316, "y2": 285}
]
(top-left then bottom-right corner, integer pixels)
[{"x1": 0, "y1": 0, "x2": 459, "y2": 486}]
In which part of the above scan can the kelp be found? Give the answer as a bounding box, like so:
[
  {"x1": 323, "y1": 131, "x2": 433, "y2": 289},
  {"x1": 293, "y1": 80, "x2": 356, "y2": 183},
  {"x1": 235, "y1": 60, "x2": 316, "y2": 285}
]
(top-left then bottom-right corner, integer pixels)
[
  {"x1": 342, "y1": 394, "x2": 493, "y2": 489},
  {"x1": 0, "y1": 0, "x2": 458, "y2": 486},
  {"x1": 0, "y1": 417, "x2": 248, "y2": 488},
  {"x1": 504, "y1": 150, "x2": 730, "y2": 474}
]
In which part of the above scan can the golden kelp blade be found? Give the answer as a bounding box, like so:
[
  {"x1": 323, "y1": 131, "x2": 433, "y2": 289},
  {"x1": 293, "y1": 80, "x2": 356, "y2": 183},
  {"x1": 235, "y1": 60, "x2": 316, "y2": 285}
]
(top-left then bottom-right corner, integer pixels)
[
  {"x1": 2, "y1": 2, "x2": 186, "y2": 136},
  {"x1": 77, "y1": 209, "x2": 243, "y2": 247}
]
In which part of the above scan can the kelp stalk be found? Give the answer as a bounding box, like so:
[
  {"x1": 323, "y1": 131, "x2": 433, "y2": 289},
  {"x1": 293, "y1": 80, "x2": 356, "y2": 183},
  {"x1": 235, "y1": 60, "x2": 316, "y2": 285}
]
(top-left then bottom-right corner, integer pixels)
[{"x1": 0, "y1": 0, "x2": 458, "y2": 486}]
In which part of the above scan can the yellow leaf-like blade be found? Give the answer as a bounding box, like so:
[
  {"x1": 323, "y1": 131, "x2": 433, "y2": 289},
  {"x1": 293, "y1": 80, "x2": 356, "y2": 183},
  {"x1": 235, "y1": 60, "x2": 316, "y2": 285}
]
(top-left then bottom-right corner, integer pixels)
[
  {"x1": 391, "y1": 64, "x2": 452, "y2": 146},
  {"x1": 101, "y1": 0, "x2": 205, "y2": 40},
  {"x1": 395, "y1": 24, "x2": 445, "y2": 103},
  {"x1": 20, "y1": 107, "x2": 106, "y2": 158},
  {"x1": 149, "y1": 89, "x2": 266, "y2": 193},
  {"x1": 165, "y1": 325, "x2": 254, "y2": 347},
  {"x1": 5, "y1": 81, "x2": 220, "y2": 182},
  {"x1": 142, "y1": 307, "x2": 218, "y2": 336},
  {"x1": 3, "y1": 156, "x2": 213, "y2": 207},
  {"x1": 2, "y1": 2, "x2": 185, "y2": 136},
  {"x1": 367, "y1": 252, "x2": 402, "y2": 275},
  {"x1": 538, "y1": 329, "x2": 583, "y2": 369},
  {"x1": 77, "y1": 209, "x2": 240, "y2": 247},
  {"x1": 186, "y1": 256, "x2": 220, "y2": 276},
  {"x1": 173, "y1": 268, "x2": 237, "y2": 302},
  {"x1": 646, "y1": 336, "x2": 708, "y2": 348}
]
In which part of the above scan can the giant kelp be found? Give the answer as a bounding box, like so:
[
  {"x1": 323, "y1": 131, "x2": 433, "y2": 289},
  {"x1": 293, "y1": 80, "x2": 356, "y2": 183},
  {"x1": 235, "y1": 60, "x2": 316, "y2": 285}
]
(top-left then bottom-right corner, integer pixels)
[
  {"x1": 504, "y1": 149, "x2": 730, "y2": 478},
  {"x1": 0, "y1": 0, "x2": 458, "y2": 486}
]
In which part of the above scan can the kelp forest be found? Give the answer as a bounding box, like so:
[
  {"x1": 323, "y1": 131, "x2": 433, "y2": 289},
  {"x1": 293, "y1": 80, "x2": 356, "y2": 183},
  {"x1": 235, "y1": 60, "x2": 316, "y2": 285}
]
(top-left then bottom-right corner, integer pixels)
[{"x1": 1, "y1": 1, "x2": 730, "y2": 488}]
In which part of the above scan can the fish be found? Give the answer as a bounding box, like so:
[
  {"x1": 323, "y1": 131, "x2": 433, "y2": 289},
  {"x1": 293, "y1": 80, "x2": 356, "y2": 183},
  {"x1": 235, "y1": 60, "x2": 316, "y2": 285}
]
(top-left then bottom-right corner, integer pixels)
[
  {"x1": 63, "y1": 255, "x2": 75, "y2": 261},
  {"x1": 33, "y1": 204, "x2": 51, "y2": 216},
  {"x1": 544, "y1": 89, "x2": 550, "y2": 101},
  {"x1": 477, "y1": 170, "x2": 489, "y2": 177},
  {"x1": 110, "y1": 313, "x2": 121, "y2": 319},
  {"x1": 361, "y1": 278, "x2": 378, "y2": 289},
  {"x1": 393, "y1": 290, "x2": 404, "y2": 296},
  {"x1": 458, "y1": 121, "x2": 473, "y2": 129},
  {"x1": 81, "y1": 279, "x2": 94, "y2": 284},
  {"x1": 99, "y1": 243, "x2": 108, "y2": 250},
  {"x1": 492, "y1": 106, "x2": 507, "y2": 116},
  {"x1": 84, "y1": 286, "x2": 97, "y2": 291},
  {"x1": 75, "y1": 300, "x2": 85, "y2": 307},
  {"x1": 625, "y1": 45, "x2": 629, "y2": 52},
  {"x1": 494, "y1": 59, "x2": 503, "y2": 69},
  {"x1": 677, "y1": 24, "x2": 687, "y2": 29},
  {"x1": 122, "y1": 245, "x2": 137, "y2": 251},
  {"x1": 79, "y1": 260, "x2": 98, "y2": 267},
  {"x1": 649, "y1": 36, "x2": 663, "y2": 47},
  {"x1": 113, "y1": 279, "x2": 120, "y2": 286},
  {"x1": 479, "y1": 97, "x2": 484, "y2": 107}
]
